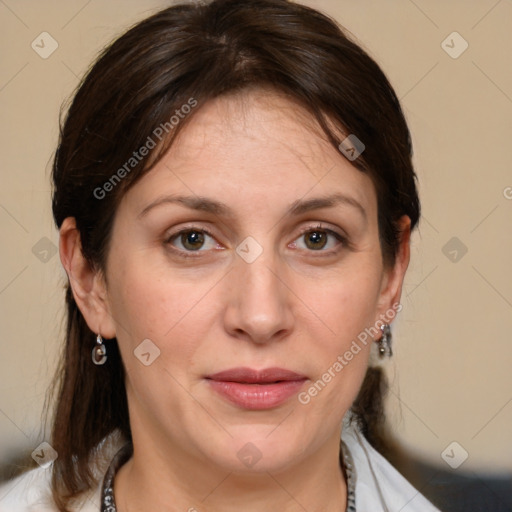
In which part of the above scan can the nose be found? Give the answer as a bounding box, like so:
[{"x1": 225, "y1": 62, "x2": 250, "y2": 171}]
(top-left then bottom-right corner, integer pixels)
[{"x1": 223, "y1": 249, "x2": 295, "y2": 345}]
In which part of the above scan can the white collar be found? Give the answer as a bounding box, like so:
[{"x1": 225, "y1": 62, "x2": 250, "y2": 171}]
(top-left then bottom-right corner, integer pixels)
[{"x1": 341, "y1": 415, "x2": 441, "y2": 511}]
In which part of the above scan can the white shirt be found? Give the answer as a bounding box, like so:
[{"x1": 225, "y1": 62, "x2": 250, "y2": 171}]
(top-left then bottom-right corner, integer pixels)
[{"x1": 0, "y1": 421, "x2": 441, "y2": 511}]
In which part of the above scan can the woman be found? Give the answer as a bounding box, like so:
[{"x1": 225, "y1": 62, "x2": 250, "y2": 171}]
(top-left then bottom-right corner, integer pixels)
[{"x1": 0, "y1": 0, "x2": 441, "y2": 510}]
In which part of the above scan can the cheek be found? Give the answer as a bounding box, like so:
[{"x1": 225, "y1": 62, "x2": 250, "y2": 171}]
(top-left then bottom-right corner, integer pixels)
[
  {"x1": 296, "y1": 262, "x2": 381, "y2": 406},
  {"x1": 106, "y1": 263, "x2": 217, "y2": 423},
  {"x1": 107, "y1": 256, "x2": 218, "y2": 371},
  {"x1": 310, "y1": 262, "x2": 382, "y2": 344}
]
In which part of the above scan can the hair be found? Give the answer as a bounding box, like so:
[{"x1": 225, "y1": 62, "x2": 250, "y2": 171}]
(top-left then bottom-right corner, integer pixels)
[{"x1": 48, "y1": 0, "x2": 420, "y2": 509}]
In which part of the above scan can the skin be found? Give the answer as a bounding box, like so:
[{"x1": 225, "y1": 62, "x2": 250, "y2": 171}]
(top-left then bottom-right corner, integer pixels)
[{"x1": 60, "y1": 89, "x2": 411, "y2": 512}]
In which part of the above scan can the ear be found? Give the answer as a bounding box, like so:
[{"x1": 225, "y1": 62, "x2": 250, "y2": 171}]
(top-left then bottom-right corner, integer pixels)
[
  {"x1": 59, "y1": 217, "x2": 116, "y2": 339},
  {"x1": 375, "y1": 215, "x2": 411, "y2": 320}
]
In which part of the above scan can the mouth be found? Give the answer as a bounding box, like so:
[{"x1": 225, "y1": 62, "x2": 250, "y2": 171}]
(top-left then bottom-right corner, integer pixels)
[{"x1": 205, "y1": 367, "x2": 307, "y2": 410}]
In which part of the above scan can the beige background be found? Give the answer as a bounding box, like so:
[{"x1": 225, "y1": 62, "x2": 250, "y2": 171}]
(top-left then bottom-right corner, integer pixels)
[{"x1": 0, "y1": 0, "x2": 511, "y2": 476}]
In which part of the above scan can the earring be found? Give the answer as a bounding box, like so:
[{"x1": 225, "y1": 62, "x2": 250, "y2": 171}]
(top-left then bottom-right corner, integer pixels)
[
  {"x1": 92, "y1": 334, "x2": 107, "y2": 365},
  {"x1": 378, "y1": 324, "x2": 393, "y2": 358}
]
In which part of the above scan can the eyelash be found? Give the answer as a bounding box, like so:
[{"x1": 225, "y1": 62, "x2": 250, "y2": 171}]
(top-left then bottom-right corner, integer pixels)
[
  {"x1": 165, "y1": 224, "x2": 348, "y2": 259},
  {"x1": 295, "y1": 224, "x2": 348, "y2": 253}
]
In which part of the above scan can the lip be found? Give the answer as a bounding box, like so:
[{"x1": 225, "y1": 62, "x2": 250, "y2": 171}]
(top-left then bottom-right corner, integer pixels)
[{"x1": 206, "y1": 367, "x2": 307, "y2": 410}]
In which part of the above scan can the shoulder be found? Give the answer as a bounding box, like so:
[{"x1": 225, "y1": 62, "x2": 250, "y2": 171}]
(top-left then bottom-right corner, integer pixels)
[
  {"x1": 0, "y1": 466, "x2": 101, "y2": 512},
  {"x1": 0, "y1": 466, "x2": 57, "y2": 512},
  {"x1": 0, "y1": 432, "x2": 126, "y2": 512},
  {"x1": 342, "y1": 419, "x2": 442, "y2": 512}
]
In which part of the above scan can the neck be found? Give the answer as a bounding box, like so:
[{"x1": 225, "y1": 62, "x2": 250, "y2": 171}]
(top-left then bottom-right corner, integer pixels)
[{"x1": 114, "y1": 428, "x2": 347, "y2": 512}]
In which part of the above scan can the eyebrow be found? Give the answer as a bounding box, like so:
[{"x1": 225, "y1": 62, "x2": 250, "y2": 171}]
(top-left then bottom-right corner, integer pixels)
[{"x1": 138, "y1": 193, "x2": 367, "y2": 222}]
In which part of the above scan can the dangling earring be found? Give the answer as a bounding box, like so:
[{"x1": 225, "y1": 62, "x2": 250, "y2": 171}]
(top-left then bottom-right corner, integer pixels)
[
  {"x1": 92, "y1": 334, "x2": 107, "y2": 365},
  {"x1": 378, "y1": 324, "x2": 393, "y2": 358}
]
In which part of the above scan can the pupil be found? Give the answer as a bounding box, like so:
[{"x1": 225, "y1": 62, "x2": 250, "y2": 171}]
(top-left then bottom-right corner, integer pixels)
[{"x1": 183, "y1": 231, "x2": 204, "y2": 250}]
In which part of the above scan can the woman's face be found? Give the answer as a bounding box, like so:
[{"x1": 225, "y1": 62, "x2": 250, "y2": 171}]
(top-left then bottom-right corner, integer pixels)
[{"x1": 99, "y1": 90, "x2": 409, "y2": 473}]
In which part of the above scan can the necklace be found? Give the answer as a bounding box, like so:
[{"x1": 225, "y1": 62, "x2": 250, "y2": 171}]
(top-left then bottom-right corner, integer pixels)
[
  {"x1": 101, "y1": 442, "x2": 132, "y2": 511},
  {"x1": 100, "y1": 441, "x2": 357, "y2": 511}
]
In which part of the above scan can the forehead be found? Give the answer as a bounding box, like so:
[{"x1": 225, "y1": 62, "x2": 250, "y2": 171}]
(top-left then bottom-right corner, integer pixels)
[{"x1": 123, "y1": 90, "x2": 377, "y2": 219}]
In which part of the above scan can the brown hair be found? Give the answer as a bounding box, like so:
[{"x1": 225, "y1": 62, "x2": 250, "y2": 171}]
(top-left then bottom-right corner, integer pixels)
[{"x1": 49, "y1": 0, "x2": 419, "y2": 509}]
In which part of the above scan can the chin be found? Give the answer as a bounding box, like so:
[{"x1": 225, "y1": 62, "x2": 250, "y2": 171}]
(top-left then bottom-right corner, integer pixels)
[{"x1": 209, "y1": 429, "x2": 305, "y2": 474}]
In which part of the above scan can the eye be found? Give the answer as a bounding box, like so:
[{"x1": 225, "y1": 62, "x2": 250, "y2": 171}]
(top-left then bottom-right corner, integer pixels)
[
  {"x1": 166, "y1": 228, "x2": 219, "y2": 252},
  {"x1": 290, "y1": 225, "x2": 346, "y2": 252},
  {"x1": 165, "y1": 224, "x2": 346, "y2": 257}
]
